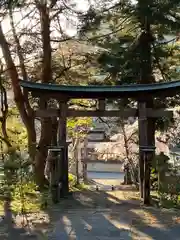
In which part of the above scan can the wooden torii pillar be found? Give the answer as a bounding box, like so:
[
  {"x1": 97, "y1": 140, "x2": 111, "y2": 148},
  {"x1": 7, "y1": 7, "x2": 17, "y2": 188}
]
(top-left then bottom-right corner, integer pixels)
[
  {"x1": 58, "y1": 100, "x2": 69, "y2": 197},
  {"x1": 47, "y1": 100, "x2": 70, "y2": 202},
  {"x1": 18, "y1": 79, "x2": 179, "y2": 206},
  {"x1": 35, "y1": 97, "x2": 172, "y2": 204},
  {"x1": 138, "y1": 101, "x2": 156, "y2": 205}
]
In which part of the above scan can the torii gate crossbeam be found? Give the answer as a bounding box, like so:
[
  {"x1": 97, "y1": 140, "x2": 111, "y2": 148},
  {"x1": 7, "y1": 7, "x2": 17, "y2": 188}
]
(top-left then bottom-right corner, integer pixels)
[{"x1": 19, "y1": 79, "x2": 179, "y2": 203}]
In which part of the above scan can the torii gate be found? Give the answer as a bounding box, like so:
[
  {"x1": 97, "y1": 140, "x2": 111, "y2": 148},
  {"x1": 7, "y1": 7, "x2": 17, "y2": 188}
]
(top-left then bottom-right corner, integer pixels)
[{"x1": 20, "y1": 80, "x2": 180, "y2": 204}]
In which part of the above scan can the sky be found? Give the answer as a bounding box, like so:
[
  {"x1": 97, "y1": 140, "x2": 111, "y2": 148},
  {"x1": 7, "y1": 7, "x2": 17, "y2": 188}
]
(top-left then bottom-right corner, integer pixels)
[
  {"x1": 1, "y1": 0, "x2": 89, "y2": 37},
  {"x1": 1, "y1": 0, "x2": 132, "y2": 37},
  {"x1": 1, "y1": 0, "x2": 177, "y2": 102},
  {"x1": 0, "y1": 0, "x2": 91, "y2": 65},
  {"x1": 0, "y1": 0, "x2": 176, "y2": 64}
]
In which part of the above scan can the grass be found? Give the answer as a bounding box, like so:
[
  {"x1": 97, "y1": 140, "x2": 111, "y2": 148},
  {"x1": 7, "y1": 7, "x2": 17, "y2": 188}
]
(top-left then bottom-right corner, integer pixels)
[
  {"x1": 0, "y1": 182, "x2": 43, "y2": 214},
  {"x1": 149, "y1": 191, "x2": 180, "y2": 209},
  {"x1": 0, "y1": 173, "x2": 88, "y2": 215},
  {"x1": 120, "y1": 187, "x2": 180, "y2": 209},
  {"x1": 1, "y1": 172, "x2": 180, "y2": 216},
  {"x1": 69, "y1": 173, "x2": 89, "y2": 192}
]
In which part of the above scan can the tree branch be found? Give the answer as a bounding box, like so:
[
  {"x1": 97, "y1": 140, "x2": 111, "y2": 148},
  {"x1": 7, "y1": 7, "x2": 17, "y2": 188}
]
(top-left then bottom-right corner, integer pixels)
[
  {"x1": 0, "y1": 66, "x2": 12, "y2": 148},
  {"x1": 9, "y1": 7, "x2": 33, "y2": 115}
]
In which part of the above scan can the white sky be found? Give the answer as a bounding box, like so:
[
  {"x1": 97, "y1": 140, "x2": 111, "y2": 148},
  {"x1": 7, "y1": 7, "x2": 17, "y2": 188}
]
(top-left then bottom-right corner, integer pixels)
[
  {"x1": 1, "y1": 1, "x2": 89, "y2": 37},
  {"x1": 1, "y1": 0, "x2": 129, "y2": 37},
  {"x1": 0, "y1": 0, "x2": 91, "y2": 63},
  {"x1": 1, "y1": 0, "x2": 173, "y2": 65}
]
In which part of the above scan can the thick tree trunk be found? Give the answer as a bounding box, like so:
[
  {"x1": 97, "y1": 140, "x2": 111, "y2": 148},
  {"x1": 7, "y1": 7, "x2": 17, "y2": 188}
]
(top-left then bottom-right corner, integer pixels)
[
  {"x1": 0, "y1": 3, "x2": 54, "y2": 189},
  {"x1": 27, "y1": 125, "x2": 37, "y2": 165},
  {"x1": 35, "y1": 117, "x2": 53, "y2": 187},
  {"x1": 0, "y1": 23, "x2": 37, "y2": 167},
  {"x1": 35, "y1": 3, "x2": 53, "y2": 188},
  {"x1": 137, "y1": 0, "x2": 155, "y2": 203}
]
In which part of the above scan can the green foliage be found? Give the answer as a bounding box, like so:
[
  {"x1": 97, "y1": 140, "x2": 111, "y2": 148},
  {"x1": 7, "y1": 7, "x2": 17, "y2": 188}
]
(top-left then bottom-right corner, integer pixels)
[
  {"x1": 68, "y1": 117, "x2": 93, "y2": 137},
  {"x1": 78, "y1": 0, "x2": 180, "y2": 134},
  {"x1": 159, "y1": 175, "x2": 180, "y2": 208},
  {"x1": 68, "y1": 173, "x2": 88, "y2": 191},
  {"x1": 0, "y1": 107, "x2": 27, "y2": 152},
  {"x1": 30, "y1": 40, "x2": 100, "y2": 85},
  {"x1": 68, "y1": 173, "x2": 75, "y2": 183},
  {"x1": 67, "y1": 99, "x2": 94, "y2": 139},
  {"x1": 0, "y1": 0, "x2": 23, "y2": 9},
  {"x1": 151, "y1": 153, "x2": 170, "y2": 190},
  {"x1": 0, "y1": 154, "x2": 87, "y2": 213},
  {"x1": 0, "y1": 149, "x2": 37, "y2": 213},
  {"x1": 79, "y1": 1, "x2": 180, "y2": 82},
  {"x1": 151, "y1": 152, "x2": 180, "y2": 208}
]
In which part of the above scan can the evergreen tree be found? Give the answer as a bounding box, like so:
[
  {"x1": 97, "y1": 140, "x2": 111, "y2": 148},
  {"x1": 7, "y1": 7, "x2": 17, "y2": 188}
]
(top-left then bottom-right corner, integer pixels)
[
  {"x1": 79, "y1": 0, "x2": 180, "y2": 127},
  {"x1": 78, "y1": 0, "x2": 180, "y2": 204},
  {"x1": 79, "y1": 0, "x2": 180, "y2": 86}
]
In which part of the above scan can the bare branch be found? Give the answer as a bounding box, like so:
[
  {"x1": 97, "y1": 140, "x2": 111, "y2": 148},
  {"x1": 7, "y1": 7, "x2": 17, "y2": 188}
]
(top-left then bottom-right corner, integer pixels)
[{"x1": 0, "y1": 64, "x2": 12, "y2": 148}]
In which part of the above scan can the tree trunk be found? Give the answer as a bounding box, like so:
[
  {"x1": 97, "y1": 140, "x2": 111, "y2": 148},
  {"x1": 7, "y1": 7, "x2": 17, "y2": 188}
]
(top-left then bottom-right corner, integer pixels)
[
  {"x1": 120, "y1": 119, "x2": 138, "y2": 187},
  {"x1": 0, "y1": 22, "x2": 37, "y2": 167},
  {"x1": 83, "y1": 138, "x2": 88, "y2": 183},
  {"x1": 33, "y1": 2, "x2": 53, "y2": 188},
  {"x1": 27, "y1": 125, "x2": 37, "y2": 166},
  {"x1": 35, "y1": 117, "x2": 53, "y2": 188},
  {"x1": 75, "y1": 143, "x2": 80, "y2": 185},
  {"x1": 138, "y1": 0, "x2": 155, "y2": 203},
  {"x1": 0, "y1": 3, "x2": 54, "y2": 189},
  {"x1": 123, "y1": 164, "x2": 133, "y2": 185}
]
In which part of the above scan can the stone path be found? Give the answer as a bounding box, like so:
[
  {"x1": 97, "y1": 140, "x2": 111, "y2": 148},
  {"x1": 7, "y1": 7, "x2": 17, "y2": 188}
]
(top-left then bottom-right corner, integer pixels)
[
  {"x1": 48, "y1": 209, "x2": 134, "y2": 239},
  {"x1": 47, "y1": 206, "x2": 180, "y2": 240},
  {"x1": 1, "y1": 185, "x2": 180, "y2": 239},
  {"x1": 46, "y1": 189, "x2": 180, "y2": 240}
]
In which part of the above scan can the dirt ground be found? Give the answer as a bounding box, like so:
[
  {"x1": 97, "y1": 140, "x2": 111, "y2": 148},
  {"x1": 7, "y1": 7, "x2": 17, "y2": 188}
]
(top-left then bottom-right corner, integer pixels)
[{"x1": 1, "y1": 184, "x2": 180, "y2": 239}]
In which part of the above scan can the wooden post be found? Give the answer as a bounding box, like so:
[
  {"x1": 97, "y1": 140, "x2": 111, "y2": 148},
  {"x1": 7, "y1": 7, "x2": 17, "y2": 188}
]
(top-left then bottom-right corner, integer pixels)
[
  {"x1": 138, "y1": 101, "x2": 155, "y2": 205},
  {"x1": 48, "y1": 150, "x2": 60, "y2": 203},
  {"x1": 52, "y1": 116, "x2": 58, "y2": 146},
  {"x1": 137, "y1": 0, "x2": 154, "y2": 202},
  {"x1": 58, "y1": 101, "x2": 69, "y2": 197},
  {"x1": 48, "y1": 117, "x2": 61, "y2": 203},
  {"x1": 138, "y1": 102, "x2": 147, "y2": 199},
  {"x1": 98, "y1": 98, "x2": 105, "y2": 111},
  {"x1": 143, "y1": 151, "x2": 151, "y2": 205},
  {"x1": 146, "y1": 100, "x2": 155, "y2": 205},
  {"x1": 37, "y1": 97, "x2": 50, "y2": 188}
]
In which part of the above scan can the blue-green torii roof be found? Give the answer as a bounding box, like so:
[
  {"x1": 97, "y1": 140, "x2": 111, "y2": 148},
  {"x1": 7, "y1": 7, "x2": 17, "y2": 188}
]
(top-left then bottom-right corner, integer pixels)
[{"x1": 19, "y1": 80, "x2": 180, "y2": 99}]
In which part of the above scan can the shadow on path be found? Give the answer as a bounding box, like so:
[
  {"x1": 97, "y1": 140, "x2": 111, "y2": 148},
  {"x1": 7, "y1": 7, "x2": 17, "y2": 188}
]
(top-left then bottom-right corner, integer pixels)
[
  {"x1": 0, "y1": 198, "x2": 36, "y2": 240},
  {"x1": 43, "y1": 188, "x2": 180, "y2": 239},
  {"x1": 2, "y1": 186, "x2": 180, "y2": 239}
]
